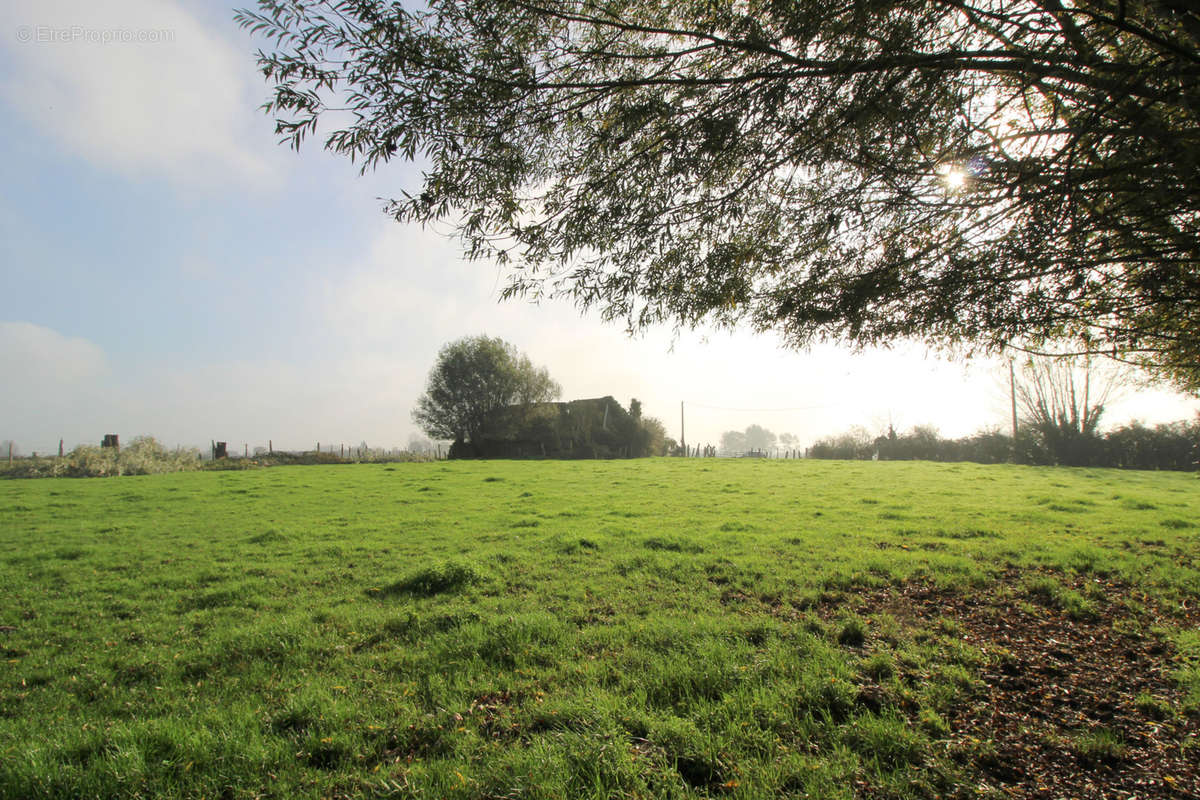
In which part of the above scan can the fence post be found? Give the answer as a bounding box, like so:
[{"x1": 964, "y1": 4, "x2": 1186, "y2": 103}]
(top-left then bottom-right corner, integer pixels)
[
  {"x1": 59, "y1": 439, "x2": 64, "y2": 458},
  {"x1": 269, "y1": 439, "x2": 273, "y2": 454},
  {"x1": 7, "y1": 442, "x2": 11, "y2": 466}
]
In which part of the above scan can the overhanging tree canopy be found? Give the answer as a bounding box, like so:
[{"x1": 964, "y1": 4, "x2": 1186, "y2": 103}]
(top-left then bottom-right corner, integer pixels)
[{"x1": 238, "y1": 0, "x2": 1200, "y2": 391}]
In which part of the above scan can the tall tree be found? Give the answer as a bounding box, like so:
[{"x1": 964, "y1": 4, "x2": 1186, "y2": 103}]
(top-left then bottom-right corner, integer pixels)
[
  {"x1": 239, "y1": 1, "x2": 1200, "y2": 391},
  {"x1": 720, "y1": 429, "x2": 748, "y2": 455},
  {"x1": 413, "y1": 336, "x2": 561, "y2": 446},
  {"x1": 639, "y1": 416, "x2": 668, "y2": 456},
  {"x1": 1015, "y1": 355, "x2": 1121, "y2": 466},
  {"x1": 743, "y1": 424, "x2": 777, "y2": 452}
]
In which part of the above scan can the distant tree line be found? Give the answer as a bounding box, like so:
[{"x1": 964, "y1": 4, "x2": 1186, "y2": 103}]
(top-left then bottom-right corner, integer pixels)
[
  {"x1": 808, "y1": 420, "x2": 1199, "y2": 471},
  {"x1": 810, "y1": 357, "x2": 1199, "y2": 470}
]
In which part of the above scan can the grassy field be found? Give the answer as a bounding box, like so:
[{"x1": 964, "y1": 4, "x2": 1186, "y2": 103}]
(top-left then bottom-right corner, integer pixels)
[{"x1": 1, "y1": 459, "x2": 1197, "y2": 799}]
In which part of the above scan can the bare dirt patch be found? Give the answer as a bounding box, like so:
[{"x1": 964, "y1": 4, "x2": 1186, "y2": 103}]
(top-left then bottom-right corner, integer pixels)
[{"x1": 836, "y1": 572, "x2": 1199, "y2": 798}]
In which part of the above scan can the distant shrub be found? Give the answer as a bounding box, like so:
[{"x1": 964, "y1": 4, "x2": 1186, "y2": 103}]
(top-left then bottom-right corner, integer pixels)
[
  {"x1": 809, "y1": 427, "x2": 875, "y2": 460},
  {"x1": 807, "y1": 417, "x2": 1199, "y2": 470},
  {"x1": 1, "y1": 436, "x2": 201, "y2": 478},
  {"x1": 1, "y1": 440, "x2": 445, "y2": 478},
  {"x1": 116, "y1": 437, "x2": 202, "y2": 475}
]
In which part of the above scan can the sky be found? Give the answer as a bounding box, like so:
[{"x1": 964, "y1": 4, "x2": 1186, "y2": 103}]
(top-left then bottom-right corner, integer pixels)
[{"x1": 2, "y1": 0, "x2": 1197, "y2": 456}]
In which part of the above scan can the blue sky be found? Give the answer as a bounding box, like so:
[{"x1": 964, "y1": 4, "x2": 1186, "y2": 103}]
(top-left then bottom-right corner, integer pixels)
[{"x1": 2, "y1": 0, "x2": 1196, "y2": 455}]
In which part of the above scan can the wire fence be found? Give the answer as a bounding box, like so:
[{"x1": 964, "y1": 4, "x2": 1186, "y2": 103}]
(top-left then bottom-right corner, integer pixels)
[{"x1": 1, "y1": 437, "x2": 449, "y2": 465}]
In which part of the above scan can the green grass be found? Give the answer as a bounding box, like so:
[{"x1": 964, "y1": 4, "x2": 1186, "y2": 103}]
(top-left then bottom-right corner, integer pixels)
[
  {"x1": 1070, "y1": 727, "x2": 1128, "y2": 764},
  {"x1": 0, "y1": 459, "x2": 1197, "y2": 799}
]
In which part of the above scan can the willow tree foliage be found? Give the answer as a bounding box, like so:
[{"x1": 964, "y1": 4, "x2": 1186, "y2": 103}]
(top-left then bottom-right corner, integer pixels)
[
  {"x1": 1015, "y1": 355, "x2": 1120, "y2": 466},
  {"x1": 238, "y1": 1, "x2": 1200, "y2": 391},
  {"x1": 413, "y1": 336, "x2": 561, "y2": 444}
]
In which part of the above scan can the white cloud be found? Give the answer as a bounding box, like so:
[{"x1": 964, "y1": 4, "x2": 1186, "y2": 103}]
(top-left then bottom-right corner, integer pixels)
[
  {"x1": 0, "y1": 320, "x2": 108, "y2": 384},
  {"x1": 319, "y1": 224, "x2": 476, "y2": 342},
  {"x1": 0, "y1": 322, "x2": 113, "y2": 449},
  {"x1": 0, "y1": 0, "x2": 275, "y2": 186}
]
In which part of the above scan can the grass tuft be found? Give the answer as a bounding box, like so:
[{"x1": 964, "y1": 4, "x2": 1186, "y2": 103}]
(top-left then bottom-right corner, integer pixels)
[
  {"x1": 838, "y1": 615, "x2": 867, "y2": 647},
  {"x1": 642, "y1": 536, "x2": 703, "y2": 553},
  {"x1": 380, "y1": 560, "x2": 484, "y2": 597},
  {"x1": 1071, "y1": 727, "x2": 1127, "y2": 764}
]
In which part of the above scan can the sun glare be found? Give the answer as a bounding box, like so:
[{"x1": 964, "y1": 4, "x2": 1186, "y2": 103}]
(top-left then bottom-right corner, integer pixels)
[{"x1": 943, "y1": 166, "x2": 966, "y2": 191}]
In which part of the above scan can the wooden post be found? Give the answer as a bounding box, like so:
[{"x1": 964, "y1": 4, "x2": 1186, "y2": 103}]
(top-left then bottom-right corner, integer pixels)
[
  {"x1": 244, "y1": 443, "x2": 248, "y2": 458},
  {"x1": 341, "y1": 443, "x2": 345, "y2": 458},
  {"x1": 269, "y1": 439, "x2": 273, "y2": 454},
  {"x1": 317, "y1": 442, "x2": 320, "y2": 453},
  {"x1": 7, "y1": 441, "x2": 11, "y2": 466},
  {"x1": 58, "y1": 439, "x2": 64, "y2": 458}
]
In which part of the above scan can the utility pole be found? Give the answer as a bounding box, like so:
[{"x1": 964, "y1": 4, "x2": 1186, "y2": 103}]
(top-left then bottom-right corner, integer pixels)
[
  {"x1": 1009, "y1": 358, "x2": 1019, "y2": 461},
  {"x1": 680, "y1": 401, "x2": 686, "y2": 457}
]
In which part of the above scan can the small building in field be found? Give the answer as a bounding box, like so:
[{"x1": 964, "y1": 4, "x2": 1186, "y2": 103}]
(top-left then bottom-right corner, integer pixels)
[{"x1": 458, "y1": 396, "x2": 640, "y2": 459}]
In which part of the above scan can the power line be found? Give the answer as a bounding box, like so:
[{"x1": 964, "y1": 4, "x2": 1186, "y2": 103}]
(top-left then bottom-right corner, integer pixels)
[{"x1": 683, "y1": 401, "x2": 843, "y2": 413}]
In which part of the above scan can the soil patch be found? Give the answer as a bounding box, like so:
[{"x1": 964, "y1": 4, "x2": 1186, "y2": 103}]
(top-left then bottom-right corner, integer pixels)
[{"x1": 830, "y1": 572, "x2": 1199, "y2": 798}]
